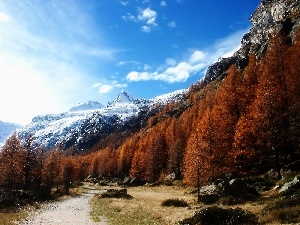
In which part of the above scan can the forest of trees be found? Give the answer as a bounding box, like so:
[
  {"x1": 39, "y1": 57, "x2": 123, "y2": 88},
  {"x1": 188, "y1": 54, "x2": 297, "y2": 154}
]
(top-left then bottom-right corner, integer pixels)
[{"x1": 1, "y1": 31, "x2": 300, "y2": 200}]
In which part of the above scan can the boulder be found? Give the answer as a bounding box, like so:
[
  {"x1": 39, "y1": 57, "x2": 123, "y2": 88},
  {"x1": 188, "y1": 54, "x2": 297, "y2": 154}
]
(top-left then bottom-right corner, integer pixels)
[
  {"x1": 223, "y1": 179, "x2": 260, "y2": 199},
  {"x1": 119, "y1": 176, "x2": 131, "y2": 186},
  {"x1": 165, "y1": 172, "x2": 176, "y2": 181},
  {"x1": 279, "y1": 175, "x2": 300, "y2": 193},
  {"x1": 199, "y1": 184, "x2": 222, "y2": 204},
  {"x1": 128, "y1": 177, "x2": 146, "y2": 187}
]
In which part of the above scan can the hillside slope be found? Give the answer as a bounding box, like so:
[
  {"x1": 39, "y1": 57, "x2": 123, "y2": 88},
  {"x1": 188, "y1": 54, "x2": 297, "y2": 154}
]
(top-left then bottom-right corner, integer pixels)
[{"x1": 16, "y1": 90, "x2": 186, "y2": 151}]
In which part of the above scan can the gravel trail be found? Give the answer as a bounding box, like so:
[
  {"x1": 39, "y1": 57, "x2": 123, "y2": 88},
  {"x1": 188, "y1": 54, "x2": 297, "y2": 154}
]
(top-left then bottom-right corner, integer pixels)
[{"x1": 19, "y1": 187, "x2": 108, "y2": 225}]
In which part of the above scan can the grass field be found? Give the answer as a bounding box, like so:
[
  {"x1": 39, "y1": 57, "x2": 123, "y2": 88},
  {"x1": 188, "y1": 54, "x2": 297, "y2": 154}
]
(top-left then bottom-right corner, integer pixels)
[{"x1": 89, "y1": 176, "x2": 300, "y2": 225}]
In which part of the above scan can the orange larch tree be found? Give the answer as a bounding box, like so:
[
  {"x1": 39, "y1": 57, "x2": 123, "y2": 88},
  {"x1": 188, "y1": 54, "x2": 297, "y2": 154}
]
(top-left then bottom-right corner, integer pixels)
[
  {"x1": 183, "y1": 108, "x2": 216, "y2": 189},
  {"x1": 130, "y1": 138, "x2": 147, "y2": 179},
  {"x1": 165, "y1": 118, "x2": 186, "y2": 179},
  {"x1": 209, "y1": 65, "x2": 243, "y2": 176},
  {"x1": 42, "y1": 146, "x2": 64, "y2": 194},
  {"x1": 283, "y1": 33, "x2": 300, "y2": 162},
  {"x1": 117, "y1": 134, "x2": 140, "y2": 177},
  {"x1": 0, "y1": 133, "x2": 24, "y2": 191},
  {"x1": 60, "y1": 156, "x2": 79, "y2": 194},
  {"x1": 143, "y1": 126, "x2": 168, "y2": 182},
  {"x1": 22, "y1": 135, "x2": 40, "y2": 191}
]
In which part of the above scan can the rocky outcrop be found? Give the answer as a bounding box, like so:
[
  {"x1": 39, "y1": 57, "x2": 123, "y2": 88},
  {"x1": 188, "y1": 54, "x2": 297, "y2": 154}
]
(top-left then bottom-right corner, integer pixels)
[
  {"x1": 246, "y1": 0, "x2": 300, "y2": 55},
  {"x1": 204, "y1": 0, "x2": 300, "y2": 82},
  {"x1": 204, "y1": 56, "x2": 238, "y2": 83},
  {"x1": 279, "y1": 175, "x2": 300, "y2": 193},
  {"x1": 223, "y1": 179, "x2": 260, "y2": 199}
]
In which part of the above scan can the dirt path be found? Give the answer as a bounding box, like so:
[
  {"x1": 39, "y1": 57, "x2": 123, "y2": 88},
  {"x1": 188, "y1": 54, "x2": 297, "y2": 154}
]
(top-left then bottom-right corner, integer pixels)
[{"x1": 19, "y1": 186, "x2": 108, "y2": 225}]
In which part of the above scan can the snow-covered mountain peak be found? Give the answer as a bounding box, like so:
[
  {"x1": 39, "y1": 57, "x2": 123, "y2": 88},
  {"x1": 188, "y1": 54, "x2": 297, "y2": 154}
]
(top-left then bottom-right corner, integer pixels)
[
  {"x1": 16, "y1": 89, "x2": 186, "y2": 150},
  {"x1": 69, "y1": 101, "x2": 104, "y2": 112},
  {"x1": 111, "y1": 90, "x2": 135, "y2": 106}
]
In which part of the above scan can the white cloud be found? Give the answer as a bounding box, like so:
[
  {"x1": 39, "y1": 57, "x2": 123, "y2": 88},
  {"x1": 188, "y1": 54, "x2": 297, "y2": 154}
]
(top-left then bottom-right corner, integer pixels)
[
  {"x1": 138, "y1": 7, "x2": 157, "y2": 31},
  {"x1": 161, "y1": 1, "x2": 167, "y2": 7},
  {"x1": 126, "y1": 50, "x2": 207, "y2": 83},
  {"x1": 120, "y1": 1, "x2": 129, "y2": 6},
  {"x1": 94, "y1": 84, "x2": 113, "y2": 94},
  {"x1": 189, "y1": 50, "x2": 206, "y2": 64},
  {"x1": 168, "y1": 21, "x2": 176, "y2": 28},
  {"x1": 118, "y1": 61, "x2": 126, "y2": 66},
  {"x1": 93, "y1": 81, "x2": 127, "y2": 94},
  {"x1": 0, "y1": 12, "x2": 10, "y2": 22},
  {"x1": 122, "y1": 13, "x2": 136, "y2": 22},
  {"x1": 212, "y1": 29, "x2": 247, "y2": 57},
  {"x1": 126, "y1": 28, "x2": 248, "y2": 84},
  {"x1": 123, "y1": 7, "x2": 158, "y2": 32},
  {"x1": 166, "y1": 58, "x2": 176, "y2": 66},
  {"x1": 117, "y1": 60, "x2": 139, "y2": 66},
  {"x1": 126, "y1": 71, "x2": 152, "y2": 82},
  {"x1": 141, "y1": 25, "x2": 151, "y2": 33},
  {"x1": 143, "y1": 64, "x2": 151, "y2": 70},
  {"x1": 138, "y1": 7, "x2": 157, "y2": 21},
  {"x1": 72, "y1": 45, "x2": 121, "y2": 60},
  {"x1": 146, "y1": 17, "x2": 157, "y2": 26}
]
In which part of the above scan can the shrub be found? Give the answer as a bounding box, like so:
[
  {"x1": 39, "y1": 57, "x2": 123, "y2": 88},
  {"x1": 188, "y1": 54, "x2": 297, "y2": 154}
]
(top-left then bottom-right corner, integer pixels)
[
  {"x1": 217, "y1": 196, "x2": 244, "y2": 206},
  {"x1": 0, "y1": 189, "x2": 35, "y2": 208},
  {"x1": 161, "y1": 198, "x2": 189, "y2": 207},
  {"x1": 179, "y1": 206, "x2": 260, "y2": 225},
  {"x1": 270, "y1": 195, "x2": 300, "y2": 210},
  {"x1": 148, "y1": 180, "x2": 174, "y2": 187},
  {"x1": 199, "y1": 194, "x2": 220, "y2": 204},
  {"x1": 251, "y1": 176, "x2": 276, "y2": 191},
  {"x1": 265, "y1": 207, "x2": 300, "y2": 224},
  {"x1": 98, "y1": 189, "x2": 133, "y2": 199},
  {"x1": 261, "y1": 180, "x2": 300, "y2": 224}
]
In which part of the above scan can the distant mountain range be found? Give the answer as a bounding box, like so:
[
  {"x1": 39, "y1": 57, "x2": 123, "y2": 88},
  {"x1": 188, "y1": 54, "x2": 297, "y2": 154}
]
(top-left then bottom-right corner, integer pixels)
[
  {"x1": 13, "y1": 90, "x2": 186, "y2": 151},
  {"x1": 0, "y1": 121, "x2": 21, "y2": 146},
  {"x1": 69, "y1": 101, "x2": 104, "y2": 112}
]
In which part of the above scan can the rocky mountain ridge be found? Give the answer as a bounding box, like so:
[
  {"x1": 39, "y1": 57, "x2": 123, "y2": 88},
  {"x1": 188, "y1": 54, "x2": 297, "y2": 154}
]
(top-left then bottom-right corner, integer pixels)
[
  {"x1": 69, "y1": 101, "x2": 104, "y2": 112},
  {"x1": 16, "y1": 89, "x2": 186, "y2": 151},
  {"x1": 205, "y1": 0, "x2": 300, "y2": 82}
]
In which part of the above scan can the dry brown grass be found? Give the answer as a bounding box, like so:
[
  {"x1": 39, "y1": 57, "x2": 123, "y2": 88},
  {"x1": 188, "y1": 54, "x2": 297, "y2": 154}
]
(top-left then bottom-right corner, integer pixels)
[
  {"x1": 0, "y1": 206, "x2": 33, "y2": 225},
  {"x1": 121, "y1": 185, "x2": 196, "y2": 224},
  {"x1": 90, "y1": 178, "x2": 300, "y2": 225},
  {"x1": 91, "y1": 182, "x2": 198, "y2": 225}
]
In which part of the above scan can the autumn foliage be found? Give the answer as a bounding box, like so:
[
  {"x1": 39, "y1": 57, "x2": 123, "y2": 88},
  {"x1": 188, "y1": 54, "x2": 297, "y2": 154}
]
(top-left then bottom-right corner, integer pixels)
[{"x1": 1, "y1": 30, "x2": 300, "y2": 201}]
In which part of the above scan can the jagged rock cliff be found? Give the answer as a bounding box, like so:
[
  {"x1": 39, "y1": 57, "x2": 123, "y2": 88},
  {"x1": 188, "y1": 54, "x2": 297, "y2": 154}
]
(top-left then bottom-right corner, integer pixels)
[{"x1": 205, "y1": 0, "x2": 300, "y2": 82}]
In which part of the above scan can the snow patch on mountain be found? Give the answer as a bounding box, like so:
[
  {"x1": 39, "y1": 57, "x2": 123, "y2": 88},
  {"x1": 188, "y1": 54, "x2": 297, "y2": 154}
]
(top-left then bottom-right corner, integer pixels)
[
  {"x1": 16, "y1": 89, "x2": 187, "y2": 150},
  {"x1": 0, "y1": 120, "x2": 22, "y2": 147},
  {"x1": 150, "y1": 89, "x2": 186, "y2": 104},
  {"x1": 69, "y1": 101, "x2": 104, "y2": 112}
]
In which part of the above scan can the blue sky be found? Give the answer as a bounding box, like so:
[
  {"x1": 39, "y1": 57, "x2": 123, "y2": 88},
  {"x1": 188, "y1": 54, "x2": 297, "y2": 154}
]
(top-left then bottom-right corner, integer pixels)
[{"x1": 0, "y1": 0, "x2": 260, "y2": 125}]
